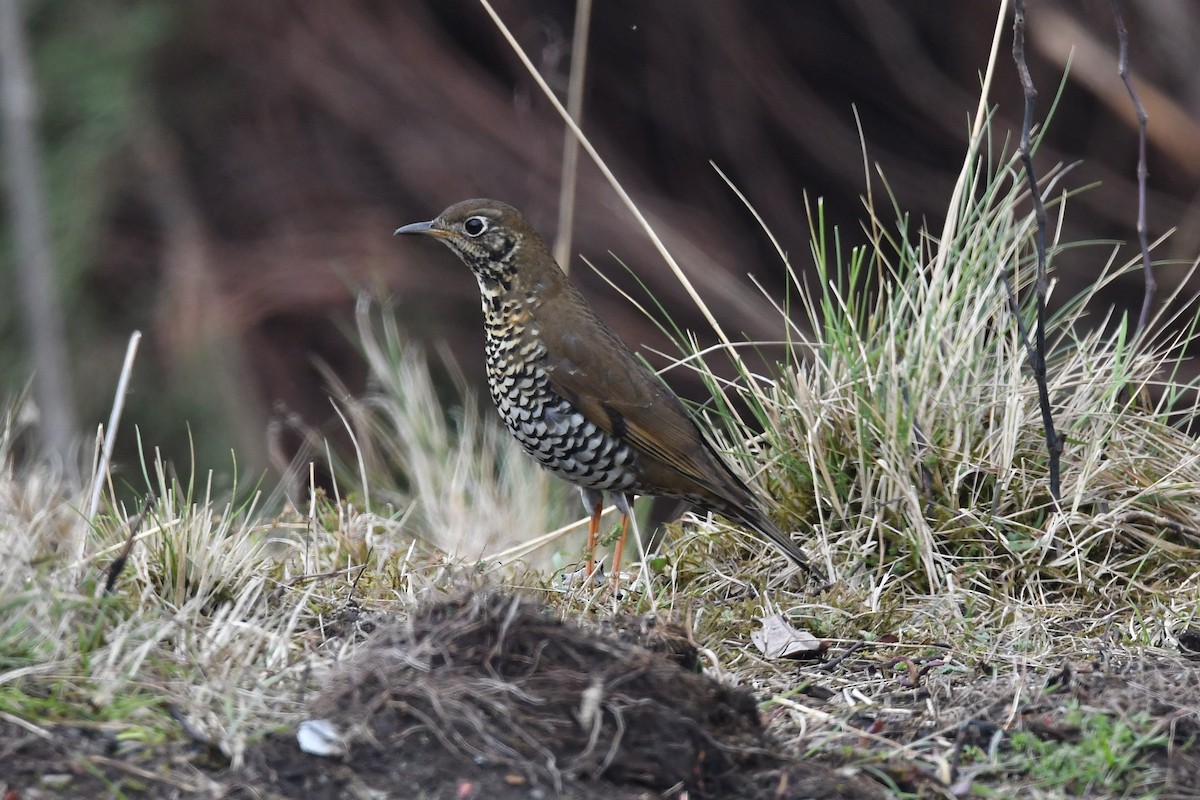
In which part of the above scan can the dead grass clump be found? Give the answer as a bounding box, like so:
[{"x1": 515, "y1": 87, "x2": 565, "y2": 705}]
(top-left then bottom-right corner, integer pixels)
[{"x1": 311, "y1": 587, "x2": 777, "y2": 798}]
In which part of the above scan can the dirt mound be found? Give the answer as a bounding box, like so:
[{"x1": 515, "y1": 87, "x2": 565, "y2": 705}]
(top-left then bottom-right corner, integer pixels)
[{"x1": 292, "y1": 588, "x2": 883, "y2": 799}]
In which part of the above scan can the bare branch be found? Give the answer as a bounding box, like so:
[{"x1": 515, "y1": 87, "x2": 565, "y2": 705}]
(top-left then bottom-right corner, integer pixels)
[
  {"x1": 1011, "y1": 0, "x2": 1062, "y2": 502},
  {"x1": 1109, "y1": 0, "x2": 1154, "y2": 340}
]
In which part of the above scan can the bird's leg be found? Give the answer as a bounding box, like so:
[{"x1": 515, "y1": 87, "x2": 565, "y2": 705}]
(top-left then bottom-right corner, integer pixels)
[
  {"x1": 609, "y1": 493, "x2": 635, "y2": 588},
  {"x1": 610, "y1": 513, "x2": 631, "y2": 583},
  {"x1": 579, "y1": 488, "x2": 604, "y2": 577},
  {"x1": 586, "y1": 504, "x2": 603, "y2": 576}
]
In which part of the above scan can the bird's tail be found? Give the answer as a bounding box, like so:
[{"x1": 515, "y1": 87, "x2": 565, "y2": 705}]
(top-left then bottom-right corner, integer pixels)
[{"x1": 726, "y1": 505, "x2": 821, "y2": 579}]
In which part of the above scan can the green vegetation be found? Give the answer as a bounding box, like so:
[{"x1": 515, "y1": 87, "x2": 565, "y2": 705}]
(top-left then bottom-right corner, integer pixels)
[{"x1": 1005, "y1": 702, "x2": 1168, "y2": 796}]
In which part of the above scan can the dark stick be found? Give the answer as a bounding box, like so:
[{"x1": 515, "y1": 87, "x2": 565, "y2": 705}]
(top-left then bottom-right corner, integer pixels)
[
  {"x1": 1109, "y1": 0, "x2": 1154, "y2": 339},
  {"x1": 103, "y1": 493, "x2": 154, "y2": 595},
  {"x1": 1011, "y1": 0, "x2": 1062, "y2": 503}
]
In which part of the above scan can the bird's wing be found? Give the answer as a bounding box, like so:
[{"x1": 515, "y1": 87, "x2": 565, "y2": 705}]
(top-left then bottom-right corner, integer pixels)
[
  {"x1": 538, "y1": 282, "x2": 820, "y2": 575},
  {"x1": 538, "y1": 283, "x2": 752, "y2": 503}
]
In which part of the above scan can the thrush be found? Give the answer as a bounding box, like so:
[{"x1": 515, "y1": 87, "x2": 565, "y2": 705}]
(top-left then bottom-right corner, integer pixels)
[{"x1": 395, "y1": 199, "x2": 815, "y2": 578}]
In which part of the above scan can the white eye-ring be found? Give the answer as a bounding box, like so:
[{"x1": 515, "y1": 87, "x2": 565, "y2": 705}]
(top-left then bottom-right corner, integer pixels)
[{"x1": 463, "y1": 216, "x2": 489, "y2": 237}]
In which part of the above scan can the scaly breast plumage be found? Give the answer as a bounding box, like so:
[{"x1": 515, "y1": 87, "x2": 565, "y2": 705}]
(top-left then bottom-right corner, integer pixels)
[{"x1": 484, "y1": 342, "x2": 637, "y2": 492}]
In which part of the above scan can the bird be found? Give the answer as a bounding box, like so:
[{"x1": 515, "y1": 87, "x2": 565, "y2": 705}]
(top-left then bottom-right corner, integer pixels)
[{"x1": 394, "y1": 199, "x2": 815, "y2": 579}]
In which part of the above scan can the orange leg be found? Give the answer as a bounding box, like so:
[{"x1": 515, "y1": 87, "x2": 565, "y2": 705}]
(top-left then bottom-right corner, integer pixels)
[
  {"x1": 609, "y1": 513, "x2": 631, "y2": 586},
  {"x1": 586, "y1": 501, "x2": 603, "y2": 576}
]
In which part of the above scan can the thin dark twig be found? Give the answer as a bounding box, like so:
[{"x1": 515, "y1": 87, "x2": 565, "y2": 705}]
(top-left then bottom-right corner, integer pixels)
[
  {"x1": 999, "y1": 272, "x2": 1035, "y2": 351},
  {"x1": 1011, "y1": 0, "x2": 1062, "y2": 502},
  {"x1": 103, "y1": 493, "x2": 154, "y2": 595},
  {"x1": 820, "y1": 640, "x2": 872, "y2": 672},
  {"x1": 1109, "y1": 0, "x2": 1154, "y2": 339}
]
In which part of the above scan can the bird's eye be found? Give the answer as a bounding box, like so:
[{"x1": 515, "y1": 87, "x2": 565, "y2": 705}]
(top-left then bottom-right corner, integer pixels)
[{"x1": 463, "y1": 216, "x2": 488, "y2": 237}]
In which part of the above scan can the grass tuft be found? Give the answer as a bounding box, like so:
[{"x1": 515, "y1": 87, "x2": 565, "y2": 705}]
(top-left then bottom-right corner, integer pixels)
[{"x1": 664, "y1": 142, "x2": 1200, "y2": 641}]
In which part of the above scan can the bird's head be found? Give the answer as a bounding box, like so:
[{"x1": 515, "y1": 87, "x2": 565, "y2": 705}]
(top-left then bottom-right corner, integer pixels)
[{"x1": 395, "y1": 199, "x2": 547, "y2": 293}]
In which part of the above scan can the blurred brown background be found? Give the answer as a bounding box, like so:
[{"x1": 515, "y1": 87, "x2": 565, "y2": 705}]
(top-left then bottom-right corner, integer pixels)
[{"x1": 3, "y1": 0, "x2": 1198, "y2": 487}]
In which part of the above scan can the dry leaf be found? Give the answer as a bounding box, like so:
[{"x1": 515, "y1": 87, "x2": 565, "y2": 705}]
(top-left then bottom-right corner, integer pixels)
[{"x1": 751, "y1": 614, "x2": 824, "y2": 660}]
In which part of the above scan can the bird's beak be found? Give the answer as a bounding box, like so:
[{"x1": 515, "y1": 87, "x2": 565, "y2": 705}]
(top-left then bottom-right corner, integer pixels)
[{"x1": 394, "y1": 220, "x2": 455, "y2": 238}]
